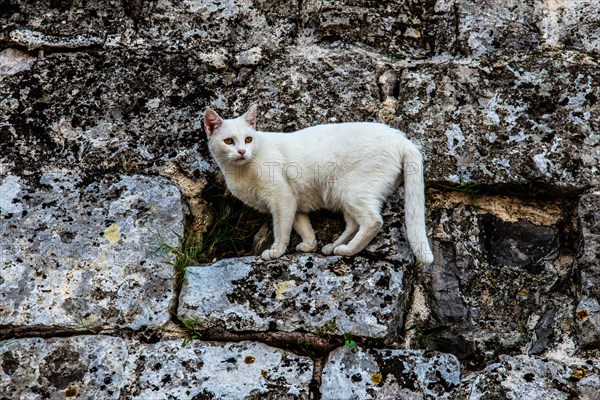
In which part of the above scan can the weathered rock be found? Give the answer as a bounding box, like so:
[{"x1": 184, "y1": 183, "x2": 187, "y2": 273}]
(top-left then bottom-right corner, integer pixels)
[
  {"x1": 128, "y1": 340, "x2": 313, "y2": 399},
  {"x1": 0, "y1": 173, "x2": 183, "y2": 330},
  {"x1": 1, "y1": 0, "x2": 600, "y2": 395},
  {"x1": 0, "y1": 48, "x2": 34, "y2": 77},
  {"x1": 0, "y1": 47, "x2": 216, "y2": 180},
  {"x1": 230, "y1": 46, "x2": 600, "y2": 194},
  {"x1": 575, "y1": 189, "x2": 600, "y2": 349},
  {"x1": 320, "y1": 346, "x2": 461, "y2": 400},
  {"x1": 412, "y1": 191, "x2": 578, "y2": 366},
  {"x1": 1, "y1": 7, "x2": 598, "y2": 193},
  {"x1": 454, "y1": 0, "x2": 600, "y2": 55},
  {"x1": 364, "y1": 189, "x2": 417, "y2": 263},
  {"x1": 450, "y1": 354, "x2": 600, "y2": 400},
  {"x1": 8, "y1": 28, "x2": 104, "y2": 50},
  {"x1": 0, "y1": 336, "x2": 128, "y2": 399},
  {"x1": 316, "y1": 0, "x2": 436, "y2": 58},
  {"x1": 0, "y1": 336, "x2": 313, "y2": 399},
  {"x1": 0, "y1": 0, "x2": 298, "y2": 53},
  {"x1": 178, "y1": 255, "x2": 409, "y2": 340},
  {"x1": 3, "y1": 0, "x2": 599, "y2": 57},
  {"x1": 396, "y1": 50, "x2": 600, "y2": 191}
]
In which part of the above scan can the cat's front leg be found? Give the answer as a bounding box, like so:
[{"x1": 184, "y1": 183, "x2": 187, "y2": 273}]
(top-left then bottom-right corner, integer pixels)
[
  {"x1": 294, "y1": 212, "x2": 317, "y2": 252},
  {"x1": 261, "y1": 194, "x2": 297, "y2": 261}
]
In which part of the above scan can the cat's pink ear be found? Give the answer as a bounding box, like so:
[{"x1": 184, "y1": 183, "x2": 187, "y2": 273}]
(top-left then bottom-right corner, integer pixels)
[
  {"x1": 243, "y1": 104, "x2": 257, "y2": 130},
  {"x1": 203, "y1": 109, "x2": 223, "y2": 137}
]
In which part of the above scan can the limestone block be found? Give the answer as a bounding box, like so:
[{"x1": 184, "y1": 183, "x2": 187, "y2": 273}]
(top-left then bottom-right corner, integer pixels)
[
  {"x1": 0, "y1": 336, "x2": 128, "y2": 399},
  {"x1": 130, "y1": 340, "x2": 313, "y2": 399},
  {"x1": 0, "y1": 173, "x2": 184, "y2": 330},
  {"x1": 0, "y1": 336, "x2": 313, "y2": 399},
  {"x1": 320, "y1": 346, "x2": 460, "y2": 400},
  {"x1": 178, "y1": 255, "x2": 409, "y2": 340},
  {"x1": 450, "y1": 355, "x2": 599, "y2": 399},
  {"x1": 456, "y1": 0, "x2": 600, "y2": 55}
]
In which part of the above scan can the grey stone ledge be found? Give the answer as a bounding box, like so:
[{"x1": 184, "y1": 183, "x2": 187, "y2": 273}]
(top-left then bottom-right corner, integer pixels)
[
  {"x1": 178, "y1": 255, "x2": 410, "y2": 340},
  {"x1": 0, "y1": 335, "x2": 313, "y2": 399}
]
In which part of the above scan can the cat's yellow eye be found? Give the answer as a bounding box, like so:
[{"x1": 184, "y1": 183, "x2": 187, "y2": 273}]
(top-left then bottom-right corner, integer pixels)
[
  {"x1": 224, "y1": 138, "x2": 234, "y2": 145},
  {"x1": 245, "y1": 137, "x2": 253, "y2": 144}
]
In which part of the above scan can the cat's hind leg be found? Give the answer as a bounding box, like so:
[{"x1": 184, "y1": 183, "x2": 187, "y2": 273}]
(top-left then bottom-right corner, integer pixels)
[
  {"x1": 322, "y1": 212, "x2": 358, "y2": 255},
  {"x1": 294, "y1": 212, "x2": 317, "y2": 252},
  {"x1": 333, "y1": 205, "x2": 383, "y2": 257}
]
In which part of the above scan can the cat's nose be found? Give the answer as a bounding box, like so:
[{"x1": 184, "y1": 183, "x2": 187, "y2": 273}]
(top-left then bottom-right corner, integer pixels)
[{"x1": 238, "y1": 149, "x2": 246, "y2": 155}]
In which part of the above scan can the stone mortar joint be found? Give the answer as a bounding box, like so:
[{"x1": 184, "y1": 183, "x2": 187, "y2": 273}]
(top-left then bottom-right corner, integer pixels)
[
  {"x1": 199, "y1": 326, "x2": 343, "y2": 355},
  {"x1": 0, "y1": 325, "x2": 104, "y2": 340}
]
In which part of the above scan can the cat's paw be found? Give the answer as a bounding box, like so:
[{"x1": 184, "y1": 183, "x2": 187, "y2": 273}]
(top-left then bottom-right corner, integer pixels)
[
  {"x1": 261, "y1": 248, "x2": 284, "y2": 260},
  {"x1": 333, "y1": 244, "x2": 357, "y2": 257},
  {"x1": 296, "y1": 240, "x2": 317, "y2": 253},
  {"x1": 321, "y1": 243, "x2": 337, "y2": 255}
]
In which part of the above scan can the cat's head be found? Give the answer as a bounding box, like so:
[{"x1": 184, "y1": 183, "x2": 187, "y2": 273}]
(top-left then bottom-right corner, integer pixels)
[{"x1": 204, "y1": 105, "x2": 257, "y2": 166}]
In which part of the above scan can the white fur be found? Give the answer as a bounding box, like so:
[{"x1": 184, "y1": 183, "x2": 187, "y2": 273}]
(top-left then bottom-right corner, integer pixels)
[{"x1": 204, "y1": 105, "x2": 434, "y2": 264}]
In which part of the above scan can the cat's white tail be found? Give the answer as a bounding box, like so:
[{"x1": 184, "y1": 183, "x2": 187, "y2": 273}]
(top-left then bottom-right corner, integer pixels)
[{"x1": 402, "y1": 139, "x2": 434, "y2": 264}]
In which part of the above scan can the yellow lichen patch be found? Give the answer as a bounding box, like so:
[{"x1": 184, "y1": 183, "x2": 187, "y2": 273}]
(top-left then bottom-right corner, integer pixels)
[
  {"x1": 482, "y1": 271, "x2": 497, "y2": 285},
  {"x1": 576, "y1": 309, "x2": 590, "y2": 321},
  {"x1": 65, "y1": 387, "x2": 78, "y2": 398},
  {"x1": 370, "y1": 373, "x2": 383, "y2": 385},
  {"x1": 244, "y1": 355, "x2": 256, "y2": 364},
  {"x1": 518, "y1": 289, "x2": 530, "y2": 297},
  {"x1": 104, "y1": 223, "x2": 121, "y2": 243},
  {"x1": 273, "y1": 280, "x2": 296, "y2": 300},
  {"x1": 571, "y1": 367, "x2": 587, "y2": 381}
]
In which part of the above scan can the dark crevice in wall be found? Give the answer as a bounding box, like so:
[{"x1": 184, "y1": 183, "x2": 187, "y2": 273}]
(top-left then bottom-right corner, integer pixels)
[
  {"x1": 0, "y1": 324, "x2": 105, "y2": 340},
  {"x1": 429, "y1": 182, "x2": 588, "y2": 200}
]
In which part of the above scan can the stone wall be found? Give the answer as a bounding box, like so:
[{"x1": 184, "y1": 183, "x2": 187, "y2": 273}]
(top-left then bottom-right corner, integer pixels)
[{"x1": 1, "y1": 0, "x2": 599, "y2": 398}]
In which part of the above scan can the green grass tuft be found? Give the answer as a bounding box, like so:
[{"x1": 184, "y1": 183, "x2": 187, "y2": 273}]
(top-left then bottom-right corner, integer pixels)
[
  {"x1": 177, "y1": 316, "x2": 202, "y2": 346},
  {"x1": 155, "y1": 200, "x2": 258, "y2": 346},
  {"x1": 406, "y1": 325, "x2": 449, "y2": 351},
  {"x1": 438, "y1": 182, "x2": 481, "y2": 194},
  {"x1": 203, "y1": 202, "x2": 257, "y2": 259},
  {"x1": 156, "y1": 230, "x2": 204, "y2": 292}
]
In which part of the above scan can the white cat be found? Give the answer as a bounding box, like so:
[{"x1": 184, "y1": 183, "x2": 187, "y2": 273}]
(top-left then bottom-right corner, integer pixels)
[{"x1": 204, "y1": 105, "x2": 434, "y2": 264}]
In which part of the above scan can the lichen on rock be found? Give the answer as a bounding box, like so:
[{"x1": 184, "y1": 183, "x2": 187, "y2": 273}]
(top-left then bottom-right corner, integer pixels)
[
  {"x1": 0, "y1": 336, "x2": 313, "y2": 399},
  {"x1": 0, "y1": 173, "x2": 184, "y2": 330},
  {"x1": 321, "y1": 346, "x2": 461, "y2": 400},
  {"x1": 1, "y1": 0, "x2": 600, "y2": 398},
  {"x1": 178, "y1": 255, "x2": 409, "y2": 341}
]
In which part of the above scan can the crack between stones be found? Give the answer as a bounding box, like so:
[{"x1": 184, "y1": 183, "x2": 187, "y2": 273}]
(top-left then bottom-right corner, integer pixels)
[
  {"x1": 179, "y1": 325, "x2": 343, "y2": 400},
  {"x1": 162, "y1": 194, "x2": 338, "y2": 397},
  {"x1": 0, "y1": 322, "x2": 339, "y2": 399},
  {"x1": 182, "y1": 326, "x2": 400, "y2": 399},
  {"x1": 0, "y1": 324, "x2": 106, "y2": 340}
]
